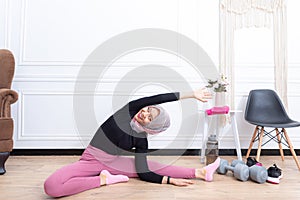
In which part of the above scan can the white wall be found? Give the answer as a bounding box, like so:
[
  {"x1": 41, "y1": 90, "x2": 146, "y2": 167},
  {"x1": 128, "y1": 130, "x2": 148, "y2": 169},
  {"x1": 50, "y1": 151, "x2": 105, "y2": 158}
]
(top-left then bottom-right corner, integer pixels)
[
  {"x1": 233, "y1": 0, "x2": 300, "y2": 149},
  {"x1": 1, "y1": 0, "x2": 300, "y2": 150}
]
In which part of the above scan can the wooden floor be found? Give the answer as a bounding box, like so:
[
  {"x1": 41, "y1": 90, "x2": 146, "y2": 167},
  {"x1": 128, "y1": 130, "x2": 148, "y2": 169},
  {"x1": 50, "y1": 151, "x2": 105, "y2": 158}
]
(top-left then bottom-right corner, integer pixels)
[{"x1": 1, "y1": 155, "x2": 300, "y2": 200}]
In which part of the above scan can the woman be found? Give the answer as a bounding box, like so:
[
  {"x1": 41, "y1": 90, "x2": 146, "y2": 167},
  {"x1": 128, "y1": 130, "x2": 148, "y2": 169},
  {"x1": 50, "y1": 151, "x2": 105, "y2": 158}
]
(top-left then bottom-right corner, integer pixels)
[{"x1": 44, "y1": 88, "x2": 220, "y2": 197}]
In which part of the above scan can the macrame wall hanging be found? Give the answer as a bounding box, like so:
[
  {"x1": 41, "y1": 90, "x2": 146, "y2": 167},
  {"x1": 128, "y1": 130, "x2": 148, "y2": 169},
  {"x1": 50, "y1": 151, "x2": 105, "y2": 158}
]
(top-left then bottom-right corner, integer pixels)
[{"x1": 219, "y1": 0, "x2": 287, "y2": 108}]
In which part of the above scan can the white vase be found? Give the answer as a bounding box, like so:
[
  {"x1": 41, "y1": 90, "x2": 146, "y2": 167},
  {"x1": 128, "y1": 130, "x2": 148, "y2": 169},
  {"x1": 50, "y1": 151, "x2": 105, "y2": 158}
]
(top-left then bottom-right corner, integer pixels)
[{"x1": 215, "y1": 92, "x2": 226, "y2": 106}]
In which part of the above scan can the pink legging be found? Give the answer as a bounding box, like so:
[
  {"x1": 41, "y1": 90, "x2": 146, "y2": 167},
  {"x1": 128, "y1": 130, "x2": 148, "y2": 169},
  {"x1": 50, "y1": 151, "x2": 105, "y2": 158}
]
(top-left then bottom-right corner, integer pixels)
[{"x1": 44, "y1": 145, "x2": 196, "y2": 197}]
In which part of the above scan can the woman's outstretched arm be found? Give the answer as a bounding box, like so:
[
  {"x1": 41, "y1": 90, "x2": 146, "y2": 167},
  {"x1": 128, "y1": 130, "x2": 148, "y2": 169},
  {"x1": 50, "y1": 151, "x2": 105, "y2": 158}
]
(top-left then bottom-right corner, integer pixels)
[{"x1": 179, "y1": 88, "x2": 212, "y2": 102}]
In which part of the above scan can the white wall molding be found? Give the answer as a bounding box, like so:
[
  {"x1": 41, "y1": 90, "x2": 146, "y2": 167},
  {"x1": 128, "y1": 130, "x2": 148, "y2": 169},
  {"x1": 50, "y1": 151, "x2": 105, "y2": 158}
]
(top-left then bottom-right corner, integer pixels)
[
  {"x1": 6, "y1": 0, "x2": 300, "y2": 150},
  {"x1": 18, "y1": 0, "x2": 27, "y2": 61},
  {"x1": 17, "y1": 0, "x2": 183, "y2": 66},
  {"x1": 13, "y1": 75, "x2": 206, "y2": 84},
  {"x1": 17, "y1": 90, "x2": 94, "y2": 142}
]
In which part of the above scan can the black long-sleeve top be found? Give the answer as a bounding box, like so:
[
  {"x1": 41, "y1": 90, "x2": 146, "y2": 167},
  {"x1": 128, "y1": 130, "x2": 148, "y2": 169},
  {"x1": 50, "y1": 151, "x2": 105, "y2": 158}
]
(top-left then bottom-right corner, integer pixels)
[{"x1": 90, "y1": 92, "x2": 180, "y2": 184}]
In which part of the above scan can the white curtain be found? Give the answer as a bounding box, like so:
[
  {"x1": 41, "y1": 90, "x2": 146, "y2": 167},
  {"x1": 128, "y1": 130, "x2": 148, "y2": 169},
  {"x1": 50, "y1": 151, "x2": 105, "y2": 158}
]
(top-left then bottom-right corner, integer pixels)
[{"x1": 220, "y1": 0, "x2": 288, "y2": 108}]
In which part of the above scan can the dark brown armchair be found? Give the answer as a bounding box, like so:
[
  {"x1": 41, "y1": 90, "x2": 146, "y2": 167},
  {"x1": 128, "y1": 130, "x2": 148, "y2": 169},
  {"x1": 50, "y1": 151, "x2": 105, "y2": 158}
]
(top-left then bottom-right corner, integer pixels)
[{"x1": 0, "y1": 49, "x2": 18, "y2": 175}]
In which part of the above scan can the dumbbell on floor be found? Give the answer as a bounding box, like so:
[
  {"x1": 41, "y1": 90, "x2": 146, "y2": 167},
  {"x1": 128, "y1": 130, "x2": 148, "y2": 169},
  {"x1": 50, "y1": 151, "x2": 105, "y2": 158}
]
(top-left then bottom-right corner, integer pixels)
[
  {"x1": 234, "y1": 159, "x2": 268, "y2": 183},
  {"x1": 249, "y1": 165, "x2": 268, "y2": 184},
  {"x1": 217, "y1": 159, "x2": 249, "y2": 181}
]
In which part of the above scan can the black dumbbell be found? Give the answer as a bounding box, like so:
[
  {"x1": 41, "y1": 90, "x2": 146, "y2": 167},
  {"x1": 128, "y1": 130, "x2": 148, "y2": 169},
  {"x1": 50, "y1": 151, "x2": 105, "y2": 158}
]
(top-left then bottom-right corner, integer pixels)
[{"x1": 217, "y1": 159, "x2": 249, "y2": 181}]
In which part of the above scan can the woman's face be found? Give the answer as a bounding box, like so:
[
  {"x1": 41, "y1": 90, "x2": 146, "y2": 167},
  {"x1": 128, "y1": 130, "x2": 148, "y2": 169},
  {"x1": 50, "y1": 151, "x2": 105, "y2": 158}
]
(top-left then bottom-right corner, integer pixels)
[{"x1": 134, "y1": 106, "x2": 160, "y2": 126}]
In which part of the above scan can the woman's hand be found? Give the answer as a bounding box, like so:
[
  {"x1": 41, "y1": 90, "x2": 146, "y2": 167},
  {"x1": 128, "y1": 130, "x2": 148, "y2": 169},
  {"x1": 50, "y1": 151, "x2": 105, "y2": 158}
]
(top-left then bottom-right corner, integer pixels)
[
  {"x1": 169, "y1": 178, "x2": 194, "y2": 187},
  {"x1": 180, "y1": 88, "x2": 212, "y2": 102},
  {"x1": 193, "y1": 87, "x2": 212, "y2": 102}
]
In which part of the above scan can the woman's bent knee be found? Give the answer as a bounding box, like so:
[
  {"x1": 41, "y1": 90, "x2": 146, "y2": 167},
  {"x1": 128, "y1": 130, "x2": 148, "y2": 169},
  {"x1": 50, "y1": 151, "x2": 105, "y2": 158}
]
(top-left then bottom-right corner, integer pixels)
[{"x1": 44, "y1": 176, "x2": 63, "y2": 198}]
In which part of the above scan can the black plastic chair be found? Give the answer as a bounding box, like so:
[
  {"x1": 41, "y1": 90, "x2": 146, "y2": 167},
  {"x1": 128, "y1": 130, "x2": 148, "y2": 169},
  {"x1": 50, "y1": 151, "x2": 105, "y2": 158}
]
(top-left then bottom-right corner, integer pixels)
[{"x1": 244, "y1": 89, "x2": 300, "y2": 170}]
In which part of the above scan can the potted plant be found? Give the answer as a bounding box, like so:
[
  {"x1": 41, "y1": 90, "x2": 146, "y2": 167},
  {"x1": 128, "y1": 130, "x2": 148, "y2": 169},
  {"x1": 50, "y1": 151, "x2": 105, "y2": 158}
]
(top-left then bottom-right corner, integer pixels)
[{"x1": 206, "y1": 74, "x2": 228, "y2": 106}]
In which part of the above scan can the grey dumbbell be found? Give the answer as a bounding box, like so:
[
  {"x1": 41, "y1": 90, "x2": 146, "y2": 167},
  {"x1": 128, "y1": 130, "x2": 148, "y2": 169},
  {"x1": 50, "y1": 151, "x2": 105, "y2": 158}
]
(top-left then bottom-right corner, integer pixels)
[
  {"x1": 217, "y1": 159, "x2": 249, "y2": 181},
  {"x1": 249, "y1": 165, "x2": 268, "y2": 184}
]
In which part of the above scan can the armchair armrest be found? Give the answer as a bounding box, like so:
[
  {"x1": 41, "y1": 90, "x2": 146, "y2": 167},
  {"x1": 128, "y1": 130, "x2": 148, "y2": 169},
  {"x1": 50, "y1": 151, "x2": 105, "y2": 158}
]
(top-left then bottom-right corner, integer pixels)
[{"x1": 0, "y1": 88, "x2": 18, "y2": 118}]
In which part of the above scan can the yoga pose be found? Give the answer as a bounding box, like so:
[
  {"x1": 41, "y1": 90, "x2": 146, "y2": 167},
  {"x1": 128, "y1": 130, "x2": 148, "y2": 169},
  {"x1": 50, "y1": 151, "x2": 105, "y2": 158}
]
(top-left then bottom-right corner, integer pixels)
[{"x1": 44, "y1": 88, "x2": 220, "y2": 197}]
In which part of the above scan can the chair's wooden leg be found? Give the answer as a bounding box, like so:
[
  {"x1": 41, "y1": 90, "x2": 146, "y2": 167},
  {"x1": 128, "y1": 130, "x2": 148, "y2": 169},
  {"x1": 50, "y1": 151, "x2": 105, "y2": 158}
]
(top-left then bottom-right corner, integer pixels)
[
  {"x1": 276, "y1": 128, "x2": 284, "y2": 161},
  {"x1": 282, "y1": 128, "x2": 300, "y2": 170},
  {"x1": 256, "y1": 127, "x2": 264, "y2": 162},
  {"x1": 246, "y1": 126, "x2": 259, "y2": 158}
]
